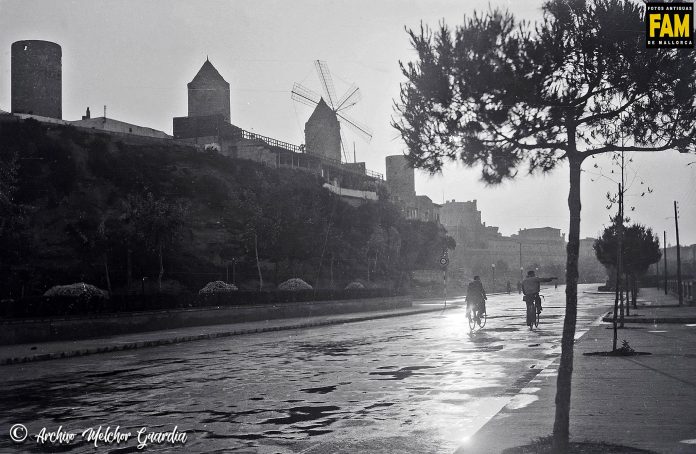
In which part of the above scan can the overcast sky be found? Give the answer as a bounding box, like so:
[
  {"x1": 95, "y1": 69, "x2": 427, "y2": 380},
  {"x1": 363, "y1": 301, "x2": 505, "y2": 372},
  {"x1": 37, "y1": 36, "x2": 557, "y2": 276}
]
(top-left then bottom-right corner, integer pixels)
[{"x1": 1, "y1": 0, "x2": 693, "y2": 245}]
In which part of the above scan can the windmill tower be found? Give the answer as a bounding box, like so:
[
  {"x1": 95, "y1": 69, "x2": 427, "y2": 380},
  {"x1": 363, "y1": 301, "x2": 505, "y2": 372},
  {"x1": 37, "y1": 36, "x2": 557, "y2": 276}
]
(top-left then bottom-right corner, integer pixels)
[{"x1": 291, "y1": 60, "x2": 372, "y2": 163}]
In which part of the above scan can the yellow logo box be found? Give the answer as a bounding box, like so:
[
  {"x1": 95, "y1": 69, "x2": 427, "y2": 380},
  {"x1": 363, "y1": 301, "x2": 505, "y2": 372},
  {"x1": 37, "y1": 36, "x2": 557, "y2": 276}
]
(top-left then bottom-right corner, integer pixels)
[{"x1": 645, "y1": 2, "x2": 694, "y2": 48}]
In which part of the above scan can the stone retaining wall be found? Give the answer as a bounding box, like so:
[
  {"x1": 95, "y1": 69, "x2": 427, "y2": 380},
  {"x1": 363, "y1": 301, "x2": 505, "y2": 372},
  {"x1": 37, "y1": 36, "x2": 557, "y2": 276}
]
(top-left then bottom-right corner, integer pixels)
[{"x1": 0, "y1": 296, "x2": 412, "y2": 345}]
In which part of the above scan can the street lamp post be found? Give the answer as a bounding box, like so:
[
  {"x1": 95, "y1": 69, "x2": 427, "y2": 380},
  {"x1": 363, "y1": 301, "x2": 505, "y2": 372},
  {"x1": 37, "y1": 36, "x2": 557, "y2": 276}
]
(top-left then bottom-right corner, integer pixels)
[{"x1": 491, "y1": 263, "x2": 496, "y2": 284}]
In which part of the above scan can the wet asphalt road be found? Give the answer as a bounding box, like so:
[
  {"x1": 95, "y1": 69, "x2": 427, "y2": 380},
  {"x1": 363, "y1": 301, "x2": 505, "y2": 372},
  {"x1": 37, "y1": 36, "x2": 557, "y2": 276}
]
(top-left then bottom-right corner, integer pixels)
[{"x1": 0, "y1": 284, "x2": 610, "y2": 453}]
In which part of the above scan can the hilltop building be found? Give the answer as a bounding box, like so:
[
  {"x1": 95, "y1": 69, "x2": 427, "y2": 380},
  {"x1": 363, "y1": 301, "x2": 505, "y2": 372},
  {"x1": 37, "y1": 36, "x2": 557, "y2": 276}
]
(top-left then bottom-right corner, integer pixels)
[
  {"x1": 385, "y1": 154, "x2": 440, "y2": 222},
  {"x1": 305, "y1": 98, "x2": 341, "y2": 162},
  {"x1": 11, "y1": 40, "x2": 62, "y2": 119},
  {"x1": 187, "y1": 58, "x2": 231, "y2": 122},
  {"x1": 72, "y1": 115, "x2": 171, "y2": 139},
  {"x1": 173, "y1": 58, "x2": 384, "y2": 204}
]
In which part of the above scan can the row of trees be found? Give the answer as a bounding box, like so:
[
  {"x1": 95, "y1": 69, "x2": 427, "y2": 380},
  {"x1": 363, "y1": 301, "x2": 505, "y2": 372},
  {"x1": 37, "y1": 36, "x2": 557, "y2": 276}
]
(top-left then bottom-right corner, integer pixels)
[{"x1": 0, "y1": 119, "x2": 454, "y2": 299}]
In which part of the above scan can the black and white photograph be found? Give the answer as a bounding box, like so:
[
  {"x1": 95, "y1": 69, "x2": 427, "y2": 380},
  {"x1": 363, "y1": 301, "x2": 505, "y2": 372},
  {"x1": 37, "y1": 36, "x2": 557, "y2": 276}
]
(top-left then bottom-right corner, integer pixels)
[{"x1": 0, "y1": 0, "x2": 695, "y2": 452}]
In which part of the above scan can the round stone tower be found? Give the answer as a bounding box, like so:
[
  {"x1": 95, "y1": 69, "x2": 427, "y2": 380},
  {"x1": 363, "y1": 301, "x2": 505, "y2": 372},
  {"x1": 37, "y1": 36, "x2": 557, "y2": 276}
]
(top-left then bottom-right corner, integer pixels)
[
  {"x1": 11, "y1": 40, "x2": 62, "y2": 119},
  {"x1": 385, "y1": 155, "x2": 416, "y2": 203}
]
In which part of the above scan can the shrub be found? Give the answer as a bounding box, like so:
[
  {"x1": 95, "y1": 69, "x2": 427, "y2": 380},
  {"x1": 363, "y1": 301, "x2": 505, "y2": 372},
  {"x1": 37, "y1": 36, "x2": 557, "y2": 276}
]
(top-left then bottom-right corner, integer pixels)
[
  {"x1": 345, "y1": 281, "x2": 365, "y2": 290},
  {"x1": 43, "y1": 283, "x2": 108, "y2": 299},
  {"x1": 199, "y1": 280, "x2": 238, "y2": 295},
  {"x1": 278, "y1": 278, "x2": 312, "y2": 291}
]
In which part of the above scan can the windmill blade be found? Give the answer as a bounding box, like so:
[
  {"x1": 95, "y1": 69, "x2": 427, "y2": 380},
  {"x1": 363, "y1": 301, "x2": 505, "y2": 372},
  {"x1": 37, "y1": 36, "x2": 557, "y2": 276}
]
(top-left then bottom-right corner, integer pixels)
[
  {"x1": 336, "y1": 111, "x2": 373, "y2": 143},
  {"x1": 314, "y1": 60, "x2": 338, "y2": 110},
  {"x1": 291, "y1": 82, "x2": 321, "y2": 108},
  {"x1": 336, "y1": 84, "x2": 361, "y2": 112}
]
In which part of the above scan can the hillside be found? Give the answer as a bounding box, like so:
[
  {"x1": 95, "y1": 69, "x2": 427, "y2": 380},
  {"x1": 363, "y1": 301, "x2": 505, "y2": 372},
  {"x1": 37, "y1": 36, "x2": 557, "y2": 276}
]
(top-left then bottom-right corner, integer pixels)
[{"x1": 0, "y1": 119, "x2": 453, "y2": 298}]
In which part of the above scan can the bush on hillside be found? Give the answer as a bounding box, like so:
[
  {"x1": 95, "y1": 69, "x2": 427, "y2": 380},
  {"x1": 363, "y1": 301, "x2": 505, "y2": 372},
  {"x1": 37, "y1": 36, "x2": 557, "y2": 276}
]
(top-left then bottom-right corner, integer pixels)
[
  {"x1": 345, "y1": 281, "x2": 365, "y2": 290},
  {"x1": 199, "y1": 280, "x2": 238, "y2": 295},
  {"x1": 278, "y1": 278, "x2": 312, "y2": 291},
  {"x1": 43, "y1": 283, "x2": 108, "y2": 299}
]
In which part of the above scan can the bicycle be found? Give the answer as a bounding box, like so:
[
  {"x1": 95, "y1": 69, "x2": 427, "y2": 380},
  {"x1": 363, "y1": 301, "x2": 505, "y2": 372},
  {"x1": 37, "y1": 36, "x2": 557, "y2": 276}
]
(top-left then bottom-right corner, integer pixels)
[
  {"x1": 523, "y1": 293, "x2": 543, "y2": 329},
  {"x1": 467, "y1": 302, "x2": 487, "y2": 331}
]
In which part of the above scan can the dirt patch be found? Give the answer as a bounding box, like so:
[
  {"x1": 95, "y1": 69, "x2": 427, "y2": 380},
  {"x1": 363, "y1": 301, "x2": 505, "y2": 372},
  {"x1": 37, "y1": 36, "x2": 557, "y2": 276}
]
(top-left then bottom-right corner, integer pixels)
[
  {"x1": 583, "y1": 350, "x2": 651, "y2": 357},
  {"x1": 502, "y1": 436, "x2": 657, "y2": 453}
]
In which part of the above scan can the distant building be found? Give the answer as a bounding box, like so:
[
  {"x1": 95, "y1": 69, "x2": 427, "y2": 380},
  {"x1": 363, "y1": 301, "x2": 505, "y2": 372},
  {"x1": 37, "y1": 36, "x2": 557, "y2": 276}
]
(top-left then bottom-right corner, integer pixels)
[
  {"x1": 11, "y1": 40, "x2": 62, "y2": 119},
  {"x1": 173, "y1": 59, "x2": 383, "y2": 202},
  {"x1": 305, "y1": 98, "x2": 341, "y2": 162},
  {"x1": 72, "y1": 116, "x2": 171, "y2": 139},
  {"x1": 187, "y1": 58, "x2": 230, "y2": 122},
  {"x1": 384, "y1": 155, "x2": 439, "y2": 222}
]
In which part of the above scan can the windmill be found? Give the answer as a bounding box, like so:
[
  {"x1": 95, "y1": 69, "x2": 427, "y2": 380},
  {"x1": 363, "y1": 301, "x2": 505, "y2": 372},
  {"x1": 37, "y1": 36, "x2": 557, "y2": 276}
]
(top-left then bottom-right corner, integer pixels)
[{"x1": 291, "y1": 60, "x2": 373, "y2": 163}]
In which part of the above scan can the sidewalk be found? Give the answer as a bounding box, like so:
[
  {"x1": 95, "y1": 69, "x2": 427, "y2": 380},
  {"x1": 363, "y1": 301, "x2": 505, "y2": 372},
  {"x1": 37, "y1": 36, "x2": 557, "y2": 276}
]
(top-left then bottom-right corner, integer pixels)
[
  {"x1": 457, "y1": 288, "x2": 696, "y2": 454},
  {"x1": 0, "y1": 301, "x2": 457, "y2": 366}
]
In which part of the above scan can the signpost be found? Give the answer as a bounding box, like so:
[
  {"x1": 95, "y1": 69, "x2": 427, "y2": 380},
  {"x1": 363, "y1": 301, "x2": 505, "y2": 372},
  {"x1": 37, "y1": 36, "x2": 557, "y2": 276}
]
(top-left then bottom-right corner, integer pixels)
[{"x1": 440, "y1": 252, "x2": 449, "y2": 308}]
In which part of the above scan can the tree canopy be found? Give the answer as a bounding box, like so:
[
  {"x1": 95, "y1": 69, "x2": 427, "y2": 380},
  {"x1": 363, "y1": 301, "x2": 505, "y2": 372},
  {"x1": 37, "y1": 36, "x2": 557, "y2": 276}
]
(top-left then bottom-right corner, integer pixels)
[{"x1": 594, "y1": 220, "x2": 661, "y2": 276}]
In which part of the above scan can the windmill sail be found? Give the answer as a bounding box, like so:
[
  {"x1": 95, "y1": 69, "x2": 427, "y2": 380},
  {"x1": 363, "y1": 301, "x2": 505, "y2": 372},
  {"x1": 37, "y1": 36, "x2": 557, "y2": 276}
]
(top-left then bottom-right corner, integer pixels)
[
  {"x1": 291, "y1": 60, "x2": 372, "y2": 164},
  {"x1": 291, "y1": 82, "x2": 322, "y2": 107},
  {"x1": 314, "y1": 60, "x2": 338, "y2": 109}
]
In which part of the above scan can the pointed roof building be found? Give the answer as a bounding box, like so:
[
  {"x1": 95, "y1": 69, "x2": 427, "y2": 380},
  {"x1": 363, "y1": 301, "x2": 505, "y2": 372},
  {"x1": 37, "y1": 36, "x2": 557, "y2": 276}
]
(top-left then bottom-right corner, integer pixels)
[
  {"x1": 305, "y1": 98, "x2": 341, "y2": 162},
  {"x1": 187, "y1": 58, "x2": 231, "y2": 122}
]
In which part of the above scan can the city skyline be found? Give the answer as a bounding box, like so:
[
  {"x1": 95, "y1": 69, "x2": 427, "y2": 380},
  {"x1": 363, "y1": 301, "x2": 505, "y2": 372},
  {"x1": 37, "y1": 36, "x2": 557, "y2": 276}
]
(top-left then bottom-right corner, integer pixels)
[{"x1": 0, "y1": 0, "x2": 693, "y2": 244}]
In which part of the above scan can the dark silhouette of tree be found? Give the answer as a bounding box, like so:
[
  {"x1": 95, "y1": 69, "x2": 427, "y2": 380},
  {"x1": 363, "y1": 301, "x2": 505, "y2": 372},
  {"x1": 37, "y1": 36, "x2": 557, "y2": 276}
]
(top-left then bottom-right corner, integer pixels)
[
  {"x1": 594, "y1": 221, "x2": 661, "y2": 306},
  {"x1": 125, "y1": 193, "x2": 188, "y2": 292},
  {"x1": 392, "y1": 0, "x2": 695, "y2": 449}
]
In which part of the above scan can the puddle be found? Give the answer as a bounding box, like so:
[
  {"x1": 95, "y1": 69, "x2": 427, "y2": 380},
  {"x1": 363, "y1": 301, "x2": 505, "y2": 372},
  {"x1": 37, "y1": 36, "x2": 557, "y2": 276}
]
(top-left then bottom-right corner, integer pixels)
[
  {"x1": 260, "y1": 405, "x2": 341, "y2": 425},
  {"x1": 300, "y1": 385, "x2": 337, "y2": 394},
  {"x1": 369, "y1": 365, "x2": 435, "y2": 380}
]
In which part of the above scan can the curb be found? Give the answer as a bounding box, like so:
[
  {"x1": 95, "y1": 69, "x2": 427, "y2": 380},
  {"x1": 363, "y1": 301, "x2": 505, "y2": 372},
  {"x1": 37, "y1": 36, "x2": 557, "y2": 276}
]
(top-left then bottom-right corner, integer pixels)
[
  {"x1": 0, "y1": 305, "x2": 458, "y2": 366},
  {"x1": 601, "y1": 314, "x2": 696, "y2": 324}
]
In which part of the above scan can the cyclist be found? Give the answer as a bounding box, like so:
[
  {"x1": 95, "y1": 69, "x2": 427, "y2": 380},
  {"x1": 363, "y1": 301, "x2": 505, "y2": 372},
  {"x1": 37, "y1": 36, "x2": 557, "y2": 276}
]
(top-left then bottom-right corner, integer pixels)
[
  {"x1": 521, "y1": 270, "x2": 556, "y2": 314},
  {"x1": 466, "y1": 276, "x2": 487, "y2": 325}
]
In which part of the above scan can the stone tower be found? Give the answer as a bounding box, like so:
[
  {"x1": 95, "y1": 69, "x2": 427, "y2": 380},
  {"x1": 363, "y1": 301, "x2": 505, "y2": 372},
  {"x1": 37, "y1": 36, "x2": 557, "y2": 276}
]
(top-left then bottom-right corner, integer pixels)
[
  {"x1": 305, "y1": 98, "x2": 341, "y2": 162},
  {"x1": 187, "y1": 58, "x2": 230, "y2": 122},
  {"x1": 11, "y1": 40, "x2": 62, "y2": 119},
  {"x1": 385, "y1": 155, "x2": 416, "y2": 204}
]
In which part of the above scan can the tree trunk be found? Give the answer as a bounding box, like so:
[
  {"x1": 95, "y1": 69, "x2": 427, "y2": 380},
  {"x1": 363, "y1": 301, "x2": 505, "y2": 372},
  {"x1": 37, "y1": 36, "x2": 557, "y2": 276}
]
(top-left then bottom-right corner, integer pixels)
[
  {"x1": 624, "y1": 272, "x2": 630, "y2": 317},
  {"x1": 619, "y1": 273, "x2": 625, "y2": 328},
  {"x1": 127, "y1": 247, "x2": 132, "y2": 292},
  {"x1": 103, "y1": 253, "x2": 112, "y2": 297},
  {"x1": 613, "y1": 263, "x2": 620, "y2": 351},
  {"x1": 254, "y1": 232, "x2": 263, "y2": 290},
  {"x1": 158, "y1": 243, "x2": 164, "y2": 292},
  {"x1": 552, "y1": 153, "x2": 582, "y2": 452},
  {"x1": 632, "y1": 275, "x2": 638, "y2": 308}
]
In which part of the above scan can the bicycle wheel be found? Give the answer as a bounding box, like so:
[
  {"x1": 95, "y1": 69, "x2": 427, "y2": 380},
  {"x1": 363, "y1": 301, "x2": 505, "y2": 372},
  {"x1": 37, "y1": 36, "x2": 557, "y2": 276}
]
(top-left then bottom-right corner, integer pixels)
[
  {"x1": 526, "y1": 302, "x2": 535, "y2": 329},
  {"x1": 479, "y1": 312, "x2": 487, "y2": 329},
  {"x1": 534, "y1": 306, "x2": 540, "y2": 328},
  {"x1": 468, "y1": 312, "x2": 477, "y2": 331}
]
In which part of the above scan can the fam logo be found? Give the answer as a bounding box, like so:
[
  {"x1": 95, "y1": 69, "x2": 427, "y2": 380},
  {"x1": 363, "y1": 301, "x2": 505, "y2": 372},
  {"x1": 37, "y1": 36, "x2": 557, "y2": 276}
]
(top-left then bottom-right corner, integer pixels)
[{"x1": 645, "y1": 2, "x2": 694, "y2": 48}]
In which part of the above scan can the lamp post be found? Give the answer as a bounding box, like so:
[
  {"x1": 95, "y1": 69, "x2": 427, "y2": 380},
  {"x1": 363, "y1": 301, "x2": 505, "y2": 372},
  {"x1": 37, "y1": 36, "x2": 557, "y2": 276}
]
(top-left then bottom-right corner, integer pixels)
[{"x1": 491, "y1": 263, "x2": 496, "y2": 284}]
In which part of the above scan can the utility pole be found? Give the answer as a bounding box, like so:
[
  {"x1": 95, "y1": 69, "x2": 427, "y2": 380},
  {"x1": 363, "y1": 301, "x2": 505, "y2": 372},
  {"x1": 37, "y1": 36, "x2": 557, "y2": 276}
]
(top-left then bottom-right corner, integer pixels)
[
  {"x1": 663, "y1": 230, "x2": 668, "y2": 295},
  {"x1": 675, "y1": 201, "x2": 683, "y2": 305},
  {"x1": 519, "y1": 242, "x2": 523, "y2": 281}
]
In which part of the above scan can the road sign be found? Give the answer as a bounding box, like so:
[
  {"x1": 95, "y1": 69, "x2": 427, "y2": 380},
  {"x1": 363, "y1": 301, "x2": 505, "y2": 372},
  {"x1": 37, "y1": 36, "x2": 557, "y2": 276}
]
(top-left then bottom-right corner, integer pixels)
[{"x1": 439, "y1": 256, "x2": 449, "y2": 268}]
